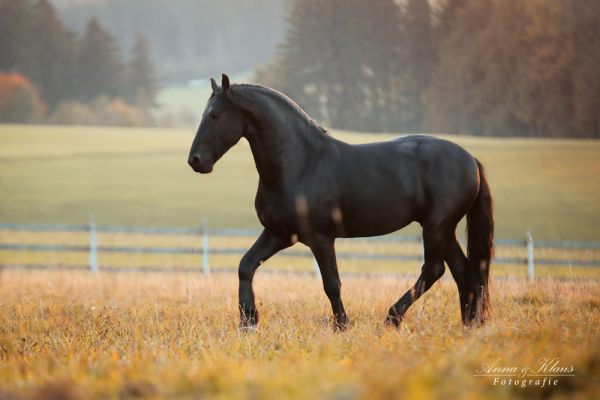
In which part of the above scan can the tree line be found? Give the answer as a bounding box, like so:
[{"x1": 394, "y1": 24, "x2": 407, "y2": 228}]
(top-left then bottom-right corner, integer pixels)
[
  {"x1": 0, "y1": 0, "x2": 158, "y2": 124},
  {"x1": 256, "y1": 0, "x2": 600, "y2": 138},
  {"x1": 54, "y1": 0, "x2": 287, "y2": 83}
]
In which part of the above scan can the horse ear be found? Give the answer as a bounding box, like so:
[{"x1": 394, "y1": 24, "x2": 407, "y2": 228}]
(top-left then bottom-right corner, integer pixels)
[
  {"x1": 210, "y1": 78, "x2": 218, "y2": 92},
  {"x1": 222, "y1": 74, "x2": 230, "y2": 92}
]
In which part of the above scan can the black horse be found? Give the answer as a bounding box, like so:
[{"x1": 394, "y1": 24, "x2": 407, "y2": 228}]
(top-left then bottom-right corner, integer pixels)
[{"x1": 188, "y1": 74, "x2": 494, "y2": 330}]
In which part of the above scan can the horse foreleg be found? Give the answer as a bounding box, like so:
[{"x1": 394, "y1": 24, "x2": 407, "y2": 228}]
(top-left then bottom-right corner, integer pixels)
[
  {"x1": 238, "y1": 229, "x2": 290, "y2": 328},
  {"x1": 310, "y1": 237, "x2": 348, "y2": 330},
  {"x1": 386, "y1": 227, "x2": 447, "y2": 327}
]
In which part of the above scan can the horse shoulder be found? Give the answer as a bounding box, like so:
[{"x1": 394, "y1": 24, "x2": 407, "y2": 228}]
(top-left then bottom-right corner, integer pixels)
[{"x1": 254, "y1": 182, "x2": 297, "y2": 236}]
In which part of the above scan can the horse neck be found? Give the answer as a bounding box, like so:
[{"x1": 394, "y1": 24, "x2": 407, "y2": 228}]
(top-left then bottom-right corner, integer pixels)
[{"x1": 244, "y1": 99, "x2": 329, "y2": 189}]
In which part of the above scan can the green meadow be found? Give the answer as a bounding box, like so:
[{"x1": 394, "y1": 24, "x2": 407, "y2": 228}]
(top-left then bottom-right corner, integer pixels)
[{"x1": 0, "y1": 124, "x2": 598, "y2": 241}]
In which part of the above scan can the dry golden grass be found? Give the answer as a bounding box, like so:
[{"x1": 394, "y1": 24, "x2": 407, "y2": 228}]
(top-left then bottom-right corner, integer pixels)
[{"x1": 0, "y1": 270, "x2": 598, "y2": 399}]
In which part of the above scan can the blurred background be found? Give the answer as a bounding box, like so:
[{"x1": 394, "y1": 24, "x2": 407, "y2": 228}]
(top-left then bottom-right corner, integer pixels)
[{"x1": 1, "y1": 0, "x2": 598, "y2": 137}]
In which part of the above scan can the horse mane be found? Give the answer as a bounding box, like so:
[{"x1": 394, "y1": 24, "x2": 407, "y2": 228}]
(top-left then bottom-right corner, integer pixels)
[{"x1": 230, "y1": 83, "x2": 329, "y2": 138}]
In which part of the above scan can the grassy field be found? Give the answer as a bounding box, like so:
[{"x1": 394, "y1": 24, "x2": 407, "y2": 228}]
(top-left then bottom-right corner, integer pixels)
[
  {"x1": 1, "y1": 125, "x2": 598, "y2": 398},
  {"x1": 0, "y1": 124, "x2": 599, "y2": 241},
  {"x1": 0, "y1": 270, "x2": 598, "y2": 399}
]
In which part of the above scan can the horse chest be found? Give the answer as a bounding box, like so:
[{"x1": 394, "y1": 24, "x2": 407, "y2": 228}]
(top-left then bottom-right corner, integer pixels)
[{"x1": 255, "y1": 191, "x2": 297, "y2": 236}]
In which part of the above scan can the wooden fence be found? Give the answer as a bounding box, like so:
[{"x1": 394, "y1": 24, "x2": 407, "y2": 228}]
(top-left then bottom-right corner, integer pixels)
[{"x1": 0, "y1": 218, "x2": 599, "y2": 281}]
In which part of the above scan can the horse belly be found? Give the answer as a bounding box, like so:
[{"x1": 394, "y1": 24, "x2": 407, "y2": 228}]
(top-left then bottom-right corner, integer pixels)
[
  {"x1": 341, "y1": 209, "x2": 414, "y2": 238},
  {"x1": 338, "y1": 184, "x2": 419, "y2": 238}
]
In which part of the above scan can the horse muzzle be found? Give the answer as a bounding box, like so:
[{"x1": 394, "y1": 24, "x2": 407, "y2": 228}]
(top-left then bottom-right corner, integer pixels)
[{"x1": 188, "y1": 154, "x2": 214, "y2": 174}]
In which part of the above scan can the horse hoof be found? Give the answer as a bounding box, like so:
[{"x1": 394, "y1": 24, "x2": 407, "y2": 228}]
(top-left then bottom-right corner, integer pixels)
[
  {"x1": 239, "y1": 307, "x2": 259, "y2": 327},
  {"x1": 239, "y1": 313, "x2": 258, "y2": 331},
  {"x1": 462, "y1": 306, "x2": 485, "y2": 328},
  {"x1": 463, "y1": 315, "x2": 484, "y2": 328},
  {"x1": 239, "y1": 315, "x2": 258, "y2": 328},
  {"x1": 384, "y1": 314, "x2": 402, "y2": 328},
  {"x1": 238, "y1": 324, "x2": 258, "y2": 333},
  {"x1": 334, "y1": 320, "x2": 348, "y2": 331}
]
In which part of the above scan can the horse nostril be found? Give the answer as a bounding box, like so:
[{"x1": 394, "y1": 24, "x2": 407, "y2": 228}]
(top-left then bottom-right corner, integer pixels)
[
  {"x1": 188, "y1": 153, "x2": 213, "y2": 173},
  {"x1": 189, "y1": 155, "x2": 200, "y2": 166}
]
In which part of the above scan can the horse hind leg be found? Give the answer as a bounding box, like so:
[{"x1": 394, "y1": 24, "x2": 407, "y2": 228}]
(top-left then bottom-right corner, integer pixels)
[
  {"x1": 385, "y1": 226, "x2": 448, "y2": 327},
  {"x1": 444, "y1": 233, "x2": 471, "y2": 324},
  {"x1": 446, "y1": 231, "x2": 489, "y2": 326}
]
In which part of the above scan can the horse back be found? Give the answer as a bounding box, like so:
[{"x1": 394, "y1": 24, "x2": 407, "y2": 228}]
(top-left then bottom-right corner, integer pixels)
[{"x1": 332, "y1": 135, "x2": 479, "y2": 236}]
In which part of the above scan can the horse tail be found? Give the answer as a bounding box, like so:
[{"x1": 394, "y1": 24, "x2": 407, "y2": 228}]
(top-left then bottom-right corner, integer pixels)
[{"x1": 466, "y1": 158, "x2": 494, "y2": 323}]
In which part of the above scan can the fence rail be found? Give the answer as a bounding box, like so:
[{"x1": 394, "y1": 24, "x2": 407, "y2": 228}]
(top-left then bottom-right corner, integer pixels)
[{"x1": 1, "y1": 220, "x2": 599, "y2": 280}]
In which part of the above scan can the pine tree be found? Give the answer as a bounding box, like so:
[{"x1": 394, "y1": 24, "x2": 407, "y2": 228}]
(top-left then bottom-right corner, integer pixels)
[
  {"x1": 511, "y1": 0, "x2": 574, "y2": 137},
  {"x1": 435, "y1": 0, "x2": 467, "y2": 38},
  {"x1": 28, "y1": 0, "x2": 77, "y2": 109},
  {"x1": 0, "y1": 0, "x2": 32, "y2": 72},
  {"x1": 351, "y1": 0, "x2": 404, "y2": 131},
  {"x1": 126, "y1": 33, "x2": 159, "y2": 110},
  {"x1": 277, "y1": 0, "x2": 329, "y2": 122},
  {"x1": 76, "y1": 18, "x2": 124, "y2": 102},
  {"x1": 259, "y1": 0, "x2": 600, "y2": 137},
  {"x1": 401, "y1": 0, "x2": 435, "y2": 131},
  {"x1": 271, "y1": 0, "x2": 403, "y2": 131},
  {"x1": 569, "y1": 0, "x2": 600, "y2": 138},
  {"x1": 424, "y1": 0, "x2": 508, "y2": 135}
]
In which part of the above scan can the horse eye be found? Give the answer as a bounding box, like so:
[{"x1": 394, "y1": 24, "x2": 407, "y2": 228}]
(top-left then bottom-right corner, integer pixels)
[{"x1": 210, "y1": 111, "x2": 219, "y2": 119}]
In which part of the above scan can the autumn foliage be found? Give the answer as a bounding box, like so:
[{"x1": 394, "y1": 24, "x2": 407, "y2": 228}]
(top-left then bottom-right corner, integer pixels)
[
  {"x1": 0, "y1": 71, "x2": 46, "y2": 123},
  {"x1": 0, "y1": 0, "x2": 158, "y2": 126}
]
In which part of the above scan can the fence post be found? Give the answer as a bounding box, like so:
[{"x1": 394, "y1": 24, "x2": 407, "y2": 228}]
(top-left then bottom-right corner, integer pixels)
[
  {"x1": 88, "y1": 215, "x2": 99, "y2": 273},
  {"x1": 202, "y1": 219, "x2": 210, "y2": 275},
  {"x1": 527, "y1": 231, "x2": 534, "y2": 282}
]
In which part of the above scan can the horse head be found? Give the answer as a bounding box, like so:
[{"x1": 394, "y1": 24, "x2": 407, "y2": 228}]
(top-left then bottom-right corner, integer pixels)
[{"x1": 188, "y1": 74, "x2": 248, "y2": 173}]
